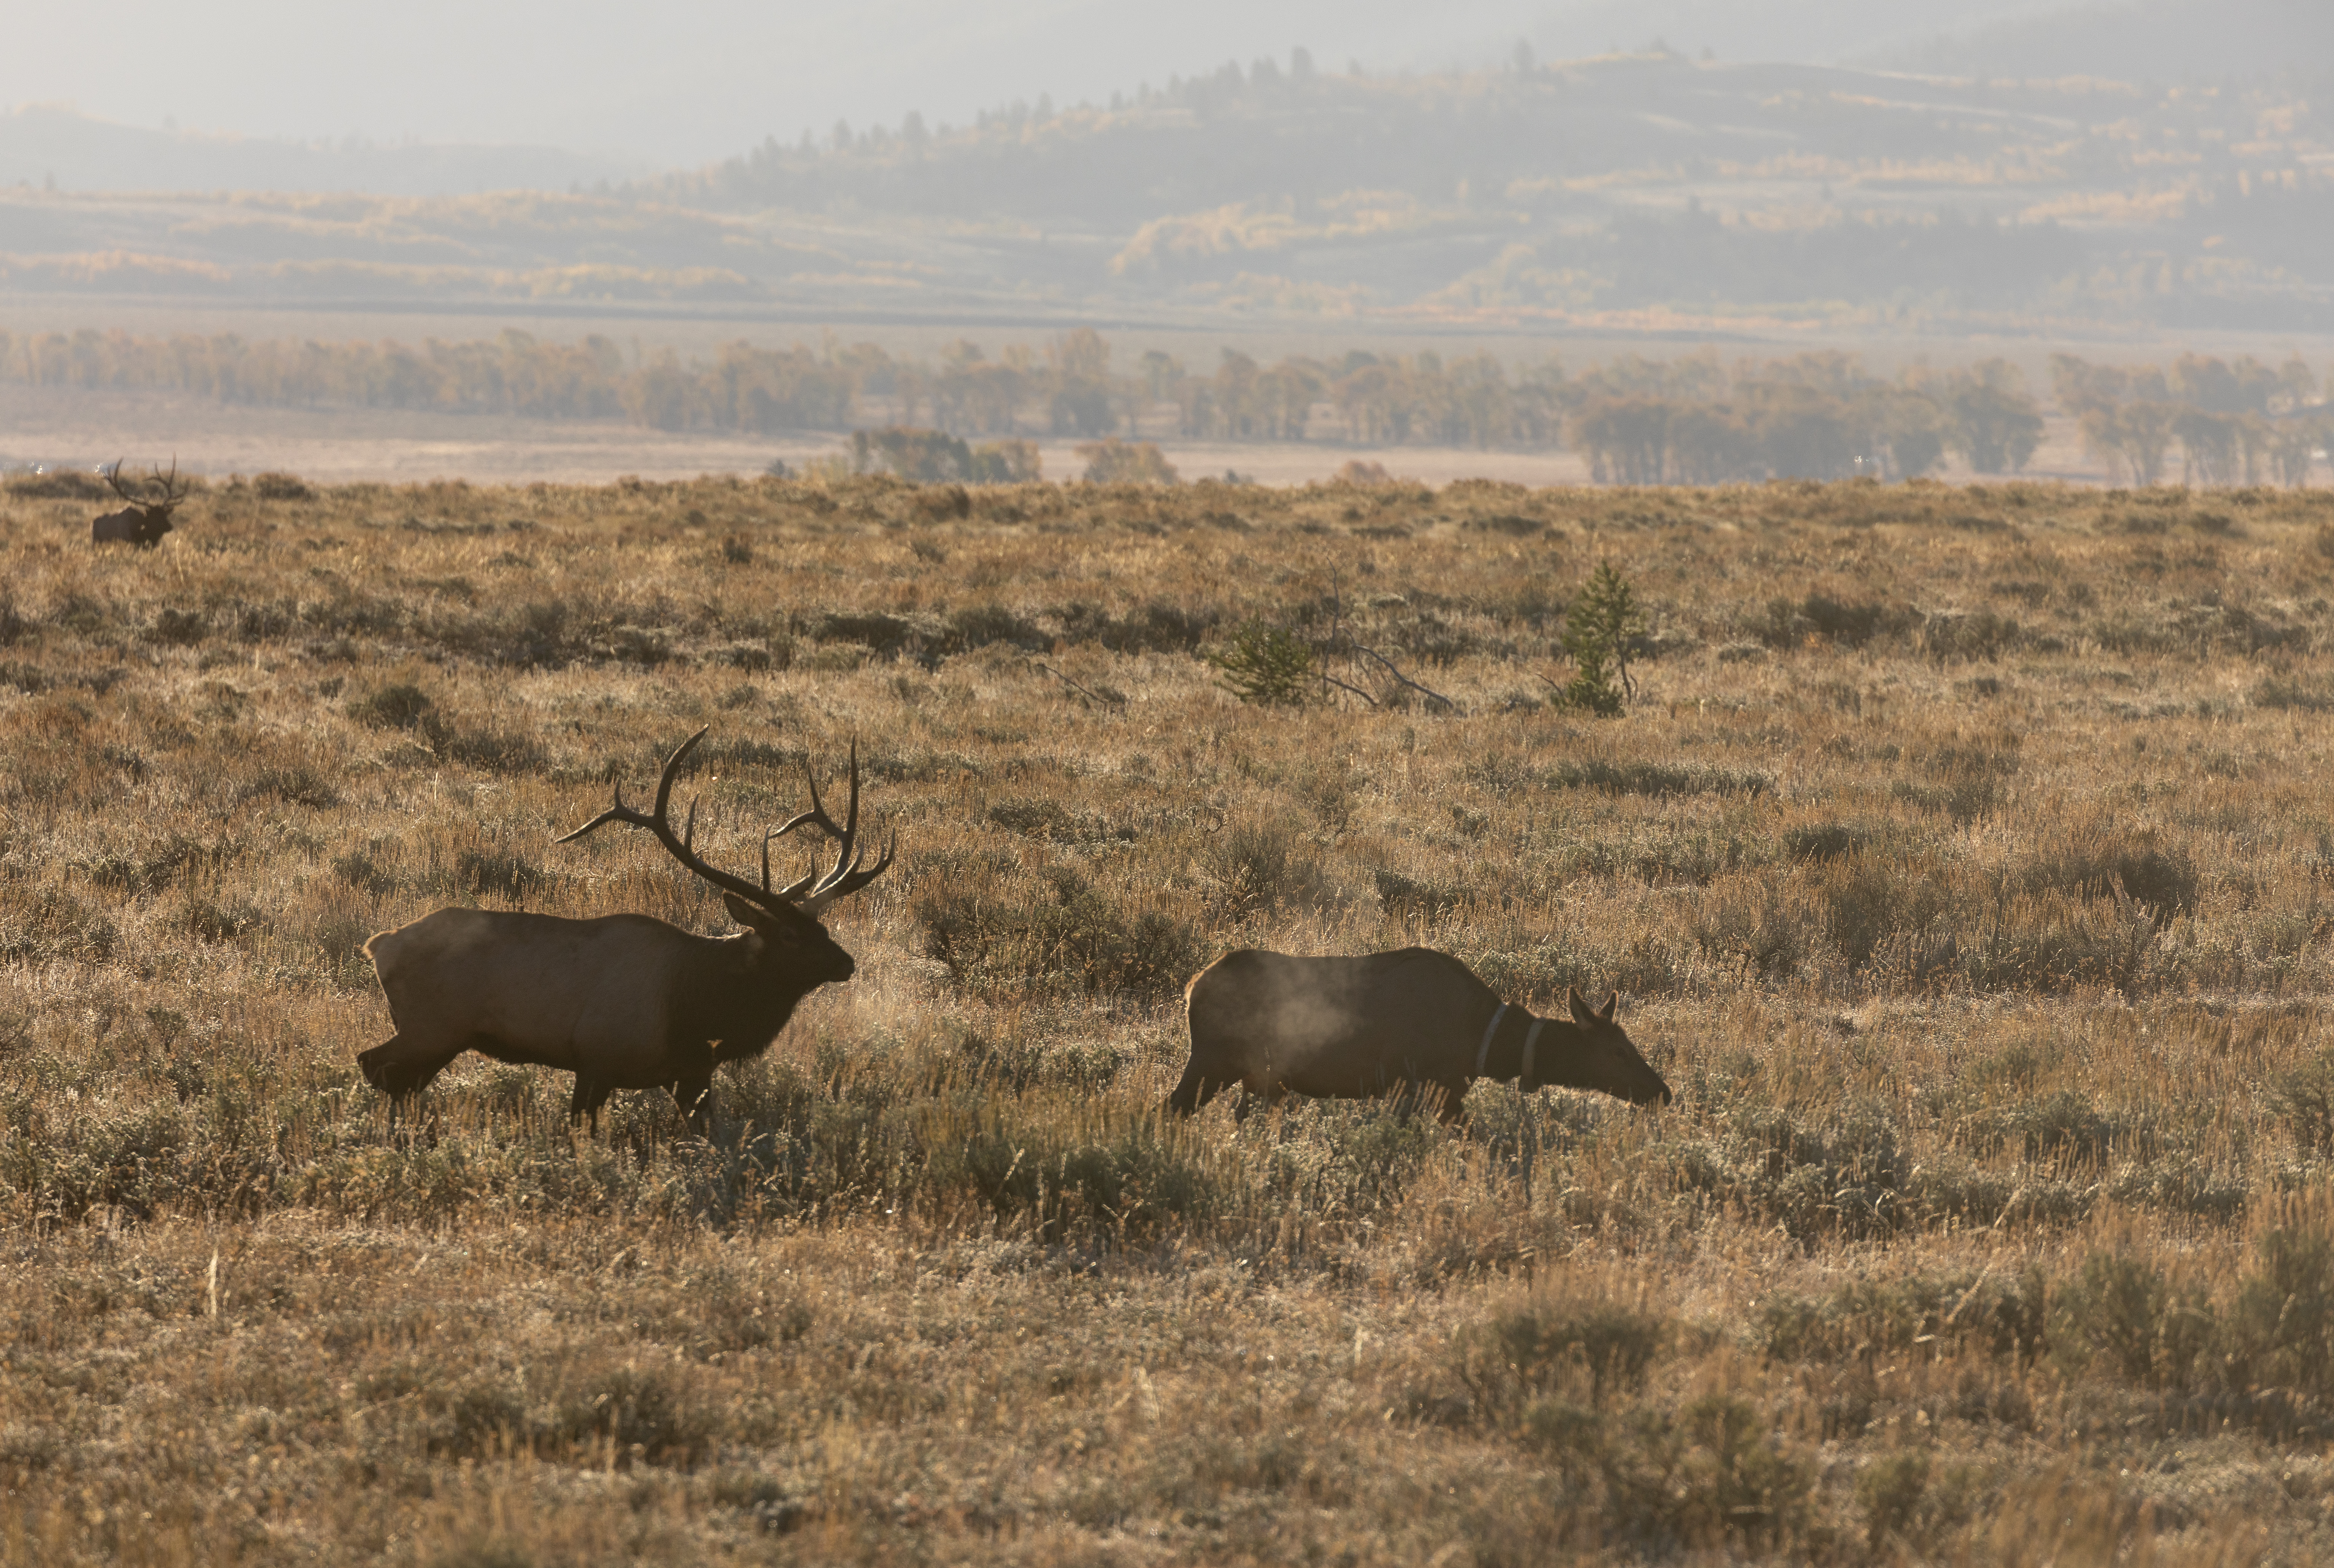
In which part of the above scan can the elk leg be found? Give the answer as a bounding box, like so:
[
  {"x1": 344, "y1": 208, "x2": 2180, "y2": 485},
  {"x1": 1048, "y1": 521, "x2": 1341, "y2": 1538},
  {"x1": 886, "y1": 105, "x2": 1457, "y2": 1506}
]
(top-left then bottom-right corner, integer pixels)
[
  {"x1": 1166, "y1": 1058, "x2": 1233, "y2": 1116},
  {"x1": 671, "y1": 1075, "x2": 714, "y2": 1135},
  {"x1": 1433, "y1": 1083, "x2": 1471, "y2": 1126},
  {"x1": 1388, "y1": 1080, "x2": 1457, "y2": 1123},
  {"x1": 569, "y1": 1076, "x2": 615, "y2": 1133}
]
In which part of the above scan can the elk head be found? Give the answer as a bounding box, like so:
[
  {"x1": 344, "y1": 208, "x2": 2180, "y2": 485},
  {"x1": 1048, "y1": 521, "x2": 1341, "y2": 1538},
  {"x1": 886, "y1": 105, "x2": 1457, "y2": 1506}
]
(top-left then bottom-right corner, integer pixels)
[
  {"x1": 92, "y1": 458, "x2": 189, "y2": 548},
  {"x1": 556, "y1": 726, "x2": 895, "y2": 981},
  {"x1": 1541, "y1": 987, "x2": 1671, "y2": 1106}
]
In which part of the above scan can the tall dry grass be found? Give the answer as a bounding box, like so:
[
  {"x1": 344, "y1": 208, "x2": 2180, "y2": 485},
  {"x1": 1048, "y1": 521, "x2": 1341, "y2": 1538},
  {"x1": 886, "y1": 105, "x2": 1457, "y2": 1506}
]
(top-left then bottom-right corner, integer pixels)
[{"x1": 1, "y1": 469, "x2": 2332, "y2": 1562}]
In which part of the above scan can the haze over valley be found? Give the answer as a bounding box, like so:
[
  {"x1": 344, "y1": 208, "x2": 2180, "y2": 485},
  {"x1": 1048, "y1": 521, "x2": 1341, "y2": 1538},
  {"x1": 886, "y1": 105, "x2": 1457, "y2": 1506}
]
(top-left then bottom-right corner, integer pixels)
[{"x1": 1, "y1": 0, "x2": 2327, "y2": 481}]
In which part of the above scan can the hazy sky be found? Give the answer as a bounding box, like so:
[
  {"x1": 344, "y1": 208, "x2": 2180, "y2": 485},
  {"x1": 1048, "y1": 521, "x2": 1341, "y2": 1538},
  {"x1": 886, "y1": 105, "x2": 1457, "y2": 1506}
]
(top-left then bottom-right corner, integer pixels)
[{"x1": 0, "y1": 1, "x2": 2130, "y2": 170}]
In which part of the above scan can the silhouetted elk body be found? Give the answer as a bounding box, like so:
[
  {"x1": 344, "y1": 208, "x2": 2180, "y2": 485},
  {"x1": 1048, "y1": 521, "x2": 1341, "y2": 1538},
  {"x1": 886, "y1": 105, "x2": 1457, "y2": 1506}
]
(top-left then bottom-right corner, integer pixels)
[
  {"x1": 1168, "y1": 947, "x2": 1670, "y2": 1121},
  {"x1": 92, "y1": 458, "x2": 188, "y2": 547},
  {"x1": 358, "y1": 727, "x2": 894, "y2": 1131}
]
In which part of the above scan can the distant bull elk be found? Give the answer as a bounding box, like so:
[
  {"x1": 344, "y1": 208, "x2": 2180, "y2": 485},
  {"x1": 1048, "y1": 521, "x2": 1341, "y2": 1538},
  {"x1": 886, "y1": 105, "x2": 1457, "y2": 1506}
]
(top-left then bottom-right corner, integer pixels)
[
  {"x1": 1169, "y1": 947, "x2": 1670, "y2": 1121},
  {"x1": 358, "y1": 727, "x2": 894, "y2": 1130},
  {"x1": 92, "y1": 458, "x2": 188, "y2": 547}
]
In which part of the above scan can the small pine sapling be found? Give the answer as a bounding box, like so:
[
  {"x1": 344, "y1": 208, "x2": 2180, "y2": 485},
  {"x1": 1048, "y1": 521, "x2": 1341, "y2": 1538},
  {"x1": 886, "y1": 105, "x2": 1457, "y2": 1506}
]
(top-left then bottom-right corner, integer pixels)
[
  {"x1": 1560, "y1": 560, "x2": 1647, "y2": 715},
  {"x1": 1206, "y1": 620, "x2": 1316, "y2": 705}
]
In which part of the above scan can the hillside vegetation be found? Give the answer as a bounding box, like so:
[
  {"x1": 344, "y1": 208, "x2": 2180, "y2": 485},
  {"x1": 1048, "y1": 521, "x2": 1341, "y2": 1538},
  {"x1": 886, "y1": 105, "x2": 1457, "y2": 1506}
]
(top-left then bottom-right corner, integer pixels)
[
  {"x1": 3, "y1": 472, "x2": 2334, "y2": 1562},
  {"x1": 4, "y1": 52, "x2": 2329, "y2": 331}
]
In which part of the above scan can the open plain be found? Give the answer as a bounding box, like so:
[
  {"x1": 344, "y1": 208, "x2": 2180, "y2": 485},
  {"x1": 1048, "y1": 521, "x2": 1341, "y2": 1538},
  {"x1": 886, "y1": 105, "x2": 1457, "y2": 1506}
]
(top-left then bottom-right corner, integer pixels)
[{"x1": 2, "y1": 469, "x2": 2334, "y2": 1563}]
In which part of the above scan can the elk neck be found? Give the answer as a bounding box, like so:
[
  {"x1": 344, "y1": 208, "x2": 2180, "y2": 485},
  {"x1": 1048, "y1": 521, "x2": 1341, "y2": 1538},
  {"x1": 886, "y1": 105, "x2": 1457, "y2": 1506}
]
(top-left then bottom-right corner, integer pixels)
[
  {"x1": 1472, "y1": 1004, "x2": 1552, "y2": 1084},
  {"x1": 680, "y1": 930, "x2": 845, "y2": 1064}
]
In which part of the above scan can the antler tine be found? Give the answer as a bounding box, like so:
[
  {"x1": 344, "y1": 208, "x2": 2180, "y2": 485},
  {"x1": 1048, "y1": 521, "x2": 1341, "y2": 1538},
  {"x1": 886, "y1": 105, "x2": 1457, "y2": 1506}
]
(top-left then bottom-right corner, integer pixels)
[
  {"x1": 562, "y1": 728, "x2": 893, "y2": 918},
  {"x1": 550, "y1": 726, "x2": 788, "y2": 915},
  {"x1": 771, "y1": 750, "x2": 846, "y2": 845},
  {"x1": 799, "y1": 830, "x2": 895, "y2": 915},
  {"x1": 652, "y1": 727, "x2": 710, "y2": 821},
  {"x1": 820, "y1": 741, "x2": 863, "y2": 892},
  {"x1": 763, "y1": 739, "x2": 893, "y2": 911},
  {"x1": 556, "y1": 727, "x2": 705, "y2": 844},
  {"x1": 553, "y1": 779, "x2": 638, "y2": 844},
  {"x1": 798, "y1": 747, "x2": 890, "y2": 912},
  {"x1": 760, "y1": 827, "x2": 819, "y2": 899}
]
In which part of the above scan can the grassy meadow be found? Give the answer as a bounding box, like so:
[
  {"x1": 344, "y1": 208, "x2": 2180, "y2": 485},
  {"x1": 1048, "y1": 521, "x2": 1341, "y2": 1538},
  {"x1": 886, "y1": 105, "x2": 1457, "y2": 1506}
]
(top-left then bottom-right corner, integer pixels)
[{"x1": 2, "y1": 468, "x2": 2333, "y2": 1564}]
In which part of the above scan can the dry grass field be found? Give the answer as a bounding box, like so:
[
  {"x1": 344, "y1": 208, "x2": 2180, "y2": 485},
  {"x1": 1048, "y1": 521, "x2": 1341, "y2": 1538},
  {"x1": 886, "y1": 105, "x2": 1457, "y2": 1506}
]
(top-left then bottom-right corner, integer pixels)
[{"x1": 2, "y1": 468, "x2": 2333, "y2": 1565}]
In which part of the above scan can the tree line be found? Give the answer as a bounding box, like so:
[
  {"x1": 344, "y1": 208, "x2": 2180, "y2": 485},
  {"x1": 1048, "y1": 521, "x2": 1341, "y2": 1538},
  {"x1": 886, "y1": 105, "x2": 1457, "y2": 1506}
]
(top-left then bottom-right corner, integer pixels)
[
  {"x1": 2, "y1": 325, "x2": 2324, "y2": 485},
  {"x1": 0, "y1": 328, "x2": 856, "y2": 435},
  {"x1": 2051, "y1": 352, "x2": 2328, "y2": 487}
]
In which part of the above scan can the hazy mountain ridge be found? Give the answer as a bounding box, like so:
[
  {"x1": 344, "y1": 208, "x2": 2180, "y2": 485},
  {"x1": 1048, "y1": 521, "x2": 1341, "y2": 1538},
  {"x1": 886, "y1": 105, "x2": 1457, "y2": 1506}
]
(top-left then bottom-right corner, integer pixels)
[
  {"x1": 1869, "y1": 0, "x2": 2333, "y2": 84},
  {"x1": 0, "y1": 103, "x2": 639, "y2": 197},
  {"x1": 2, "y1": 52, "x2": 2327, "y2": 334}
]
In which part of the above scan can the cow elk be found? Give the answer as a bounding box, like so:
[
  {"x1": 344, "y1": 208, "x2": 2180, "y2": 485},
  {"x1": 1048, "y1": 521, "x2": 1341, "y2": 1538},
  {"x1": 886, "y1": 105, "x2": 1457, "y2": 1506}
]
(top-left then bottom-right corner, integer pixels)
[
  {"x1": 358, "y1": 727, "x2": 895, "y2": 1131},
  {"x1": 1169, "y1": 947, "x2": 1670, "y2": 1121},
  {"x1": 92, "y1": 458, "x2": 189, "y2": 547}
]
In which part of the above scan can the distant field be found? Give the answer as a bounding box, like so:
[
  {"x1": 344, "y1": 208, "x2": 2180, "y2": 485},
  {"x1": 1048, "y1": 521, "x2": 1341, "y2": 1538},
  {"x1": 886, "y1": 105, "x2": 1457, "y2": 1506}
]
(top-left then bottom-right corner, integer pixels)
[{"x1": 4, "y1": 472, "x2": 2334, "y2": 1562}]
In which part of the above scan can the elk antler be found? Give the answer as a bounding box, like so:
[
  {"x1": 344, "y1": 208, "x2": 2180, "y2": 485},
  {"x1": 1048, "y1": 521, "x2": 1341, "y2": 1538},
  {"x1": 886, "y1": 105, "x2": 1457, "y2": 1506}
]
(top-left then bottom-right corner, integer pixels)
[
  {"x1": 556, "y1": 727, "x2": 893, "y2": 919},
  {"x1": 106, "y1": 456, "x2": 189, "y2": 512},
  {"x1": 147, "y1": 457, "x2": 189, "y2": 512},
  {"x1": 766, "y1": 740, "x2": 896, "y2": 915}
]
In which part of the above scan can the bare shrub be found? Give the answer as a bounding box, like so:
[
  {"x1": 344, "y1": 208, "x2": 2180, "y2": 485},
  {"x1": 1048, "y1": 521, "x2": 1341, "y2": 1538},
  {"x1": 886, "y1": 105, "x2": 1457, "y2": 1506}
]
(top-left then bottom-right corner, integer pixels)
[
  {"x1": 916, "y1": 864, "x2": 1205, "y2": 1003},
  {"x1": 251, "y1": 472, "x2": 313, "y2": 501},
  {"x1": 1454, "y1": 1285, "x2": 1668, "y2": 1419}
]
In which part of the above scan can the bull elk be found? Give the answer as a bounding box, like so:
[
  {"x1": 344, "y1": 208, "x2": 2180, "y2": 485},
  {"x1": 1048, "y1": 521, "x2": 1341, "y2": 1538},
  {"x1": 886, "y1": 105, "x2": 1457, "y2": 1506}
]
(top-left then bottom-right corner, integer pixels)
[
  {"x1": 358, "y1": 727, "x2": 894, "y2": 1131},
  {"x1": 1168, "y1": 947, "x2": 1670, "y2": 1121},
  {"x1": 92, "y1": 458, "x2": 188, "y2": 547}
]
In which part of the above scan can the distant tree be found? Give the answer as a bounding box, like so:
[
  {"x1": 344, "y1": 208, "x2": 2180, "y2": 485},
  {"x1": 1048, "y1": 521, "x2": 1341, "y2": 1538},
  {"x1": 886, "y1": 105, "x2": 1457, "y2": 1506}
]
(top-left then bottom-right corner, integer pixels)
[
  {"x1": 1572, "y1": 397, "x2": 1671, "y2": 484},
  {"x1": 2268, "y1": 416, "x2": 2329, "y2": 488},
  {"x1": 1946, "y1": 378, "x2": 2043, "y2": 474},
  {"x1": 1256, "y1": 361, "x2": 1323, "y2": 440},
  {"x1": 1049, "y1": 328, "x2": 1110, "y2": 382},
  {"x1": 851, "y1": 426, "x2": 972, "y2": 482},
  {"x1": 2172, "y1": 409, "x2": 2241, "y2": 487},
  {"x1": 1744, "y1": 383, "x2": 1860, "y2": 479},
  {"x1": 2169, "y1": 353, "x2": 2282, "y2": 415},
  {"x1": 2080, "y1": 402, "x2": 2179, "y2": 486},
  {"x1": 1043, "y1": 326, "x2": 1114, "y2": 435},
  {"x1": 1215, "y1": 350, "x2": 1262, "y2": 437},
  {"x1": 1138, "y1": 349, "x2": 1183, "y2": 402},
  {"x1": 1078, "y1": 439, "x2": 1179, "y2": 484},
  {"x1": 2274, "y1": 357, "x2": 2318, "y2": 412},
  {"x1": 969, "y1": 439, "x2": 1042, "y2": 483},
  {"x1": 1666, "y1": 403, "x2": 1752, "y2": 483},
  {"x1": 1445, "y1": 354, "x2": 1513, "y2": 448},
  {"x1": 1049, "y1": 381, "x2": 1115, "y2": 436}
]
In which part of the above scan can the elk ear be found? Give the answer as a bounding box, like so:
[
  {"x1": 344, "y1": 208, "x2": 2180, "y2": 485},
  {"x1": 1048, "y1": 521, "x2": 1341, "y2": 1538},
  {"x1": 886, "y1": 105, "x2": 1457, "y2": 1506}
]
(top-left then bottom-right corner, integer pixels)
[
  {"x1": 1569, "y1": 986, "x2": 1596, "y2": 1027},
  {"x1": 722, "y1": 892, "x2": 771, "y2": 928},
  {"x1": 1598, "y1": 992, "x2": 1619, "y2": 1023}
]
